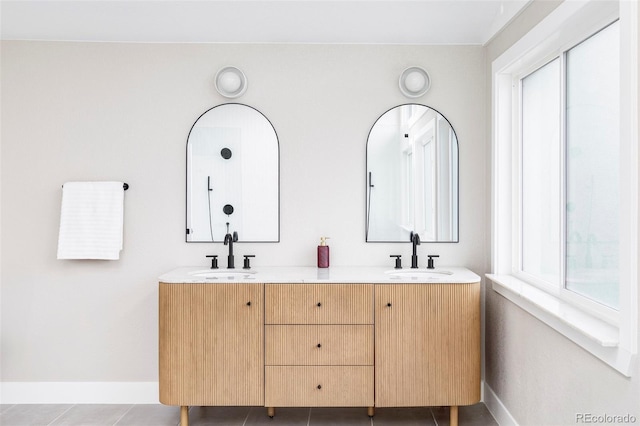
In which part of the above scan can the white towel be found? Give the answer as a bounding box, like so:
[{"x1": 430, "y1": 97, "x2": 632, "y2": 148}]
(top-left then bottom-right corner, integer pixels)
[{"x1": 57, "y1": 181, "x2": 125, "y2": 260}]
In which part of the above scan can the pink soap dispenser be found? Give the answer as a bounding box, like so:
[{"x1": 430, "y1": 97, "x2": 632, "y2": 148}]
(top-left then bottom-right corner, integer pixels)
[{"x1": 317, "y1": 237, "x2": 330, "y2": 268}]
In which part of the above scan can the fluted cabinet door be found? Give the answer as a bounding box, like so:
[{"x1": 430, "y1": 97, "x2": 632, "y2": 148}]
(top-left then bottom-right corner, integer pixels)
[
  {"x1": 159, "y1": 283, "x2": 264, "y2": 406},
  {"x1": 374, "y1": 283, "x2": 481, "y2": 407}
]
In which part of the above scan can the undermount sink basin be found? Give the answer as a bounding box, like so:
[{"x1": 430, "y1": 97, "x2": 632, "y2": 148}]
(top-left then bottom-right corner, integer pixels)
[
  {"x1": 385, "y1": 269, "x2": 453, "y2": 280},
  {"x1": 188, "y1": 269, "x2": 257, "y2": 279}
]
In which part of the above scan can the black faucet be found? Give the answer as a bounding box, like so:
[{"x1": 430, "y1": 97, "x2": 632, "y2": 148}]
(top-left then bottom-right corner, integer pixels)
[
  {"x1": 224, "y1": 227, "x2": 239, "y2": 269},
  {"x1": 410, "y1": 231, "x2": 420, "y2": 269}
]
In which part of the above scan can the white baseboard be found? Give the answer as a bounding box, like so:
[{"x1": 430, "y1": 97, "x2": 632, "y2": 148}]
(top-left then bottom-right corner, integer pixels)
[
  {"x1": 0, "y1": 382, "x2": 159, "y2": 404},
  {"x1": 483, "y1": 382, "x2": 518, "y2": 426},
  {"x1": 2, "y1": 380, "x2": 515, "y2": 422}
]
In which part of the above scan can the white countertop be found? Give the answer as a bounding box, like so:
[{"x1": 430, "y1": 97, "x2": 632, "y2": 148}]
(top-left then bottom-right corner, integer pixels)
[{"x1": 159, "y1": 266, "x2": 480, "y2": 284}]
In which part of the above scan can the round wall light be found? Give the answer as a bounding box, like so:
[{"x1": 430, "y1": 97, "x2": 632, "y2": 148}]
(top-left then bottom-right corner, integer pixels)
[
  {"x1": 215, "y1": 66, "x2": 247, "y2": 98},
  {"x1": 399, "y1": 66, "x2": 430, "y2": 98}
]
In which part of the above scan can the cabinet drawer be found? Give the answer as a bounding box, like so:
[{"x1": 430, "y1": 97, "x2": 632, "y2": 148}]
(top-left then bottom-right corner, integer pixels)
[
  {"x1": 265, "y1": 284, "x2": 373, "y2": 324},
  {"x1": 265, "y1": 366, "x2": 374, "y2": 407},
  {"x1": 265, "y1": 325, "x2": 373, "y2": 366}
]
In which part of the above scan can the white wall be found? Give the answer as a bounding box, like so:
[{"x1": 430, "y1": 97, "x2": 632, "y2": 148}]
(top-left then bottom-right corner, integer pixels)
[
  {"x1": 484, "y1": 1, "x2": 640, "y2": 424},
  {"x1": 0, "y1": 42, "x2": 485, "y2": 390}
]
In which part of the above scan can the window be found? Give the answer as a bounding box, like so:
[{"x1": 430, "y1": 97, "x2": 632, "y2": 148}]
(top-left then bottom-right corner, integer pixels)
[
  {"x1": 520, "y1": 58, "x2": 562, "y2": 287},
  {"x1": 517, "y1": 22, "x2": 620, "y2": 310},
  {"x1": 564, "y1": 23, "x2": 620, "y2": 308},
  {"x1": 489, "y1": 0, "x2": 637, "y2": 376}
]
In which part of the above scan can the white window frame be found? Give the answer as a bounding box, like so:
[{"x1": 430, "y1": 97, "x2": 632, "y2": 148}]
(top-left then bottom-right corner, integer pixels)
[{"x1": 488, "y1": 0, "x2": 638, "y2": 376}]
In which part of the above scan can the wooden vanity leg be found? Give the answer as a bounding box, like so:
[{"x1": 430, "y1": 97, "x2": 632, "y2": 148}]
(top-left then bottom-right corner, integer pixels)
[
  {"x1": 180, "y1": 406, "x2": 189, "y2": 426},
  {"x1": 450, "y1": 406, "x2": 458, "y2": 426},
  {"x1": 267, "y1": 407, "x2": 275, "y2": 418},
  {"x1": 367, "y1": 406, "x2": 375, "y2": 417}
]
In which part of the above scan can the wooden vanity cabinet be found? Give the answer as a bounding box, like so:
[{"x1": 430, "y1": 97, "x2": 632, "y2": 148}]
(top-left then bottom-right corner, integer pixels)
[
  {"x1": 159, "y1": 279, "x2": 480, "y2": 426},
  {"x1": 375, "y1": 283, "x2": 481, "y2": 412},
  {"x1": 159, "y1": 283, "x2": 264, "y2": 410}
]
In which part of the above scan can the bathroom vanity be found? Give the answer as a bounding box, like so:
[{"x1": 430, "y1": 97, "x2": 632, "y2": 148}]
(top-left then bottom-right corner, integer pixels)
[{"x1": 159, "y1": 267, "x2": 480, "y2": 426}]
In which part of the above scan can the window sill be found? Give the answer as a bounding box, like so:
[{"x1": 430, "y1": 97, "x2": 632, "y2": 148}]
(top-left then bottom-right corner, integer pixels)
[{"x1": 486, "y1": 274, "x2": 635, "y2": 377}]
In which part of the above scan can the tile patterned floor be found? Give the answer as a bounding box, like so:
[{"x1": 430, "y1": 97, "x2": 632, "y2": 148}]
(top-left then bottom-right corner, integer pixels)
[{"x1": 0, "y1": 404, "x2": 498, "y2": 426}]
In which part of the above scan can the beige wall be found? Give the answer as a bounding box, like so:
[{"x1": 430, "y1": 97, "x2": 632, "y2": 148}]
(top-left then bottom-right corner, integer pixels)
[
  {"x1": 483, "y1": 1, "x2": 640, "y2": 424},
  {"x1": 0, "y1": 42, "x2": 485, "y2": 383}
]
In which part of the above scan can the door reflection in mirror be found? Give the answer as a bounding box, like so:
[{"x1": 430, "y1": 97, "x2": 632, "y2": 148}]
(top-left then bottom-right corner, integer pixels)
[
  {"x1": 366, "y1": 104, "x2": 458, "y2": 242},
  {"x1": 186, "y1": 104, "x2": 279, "y2": 242}
]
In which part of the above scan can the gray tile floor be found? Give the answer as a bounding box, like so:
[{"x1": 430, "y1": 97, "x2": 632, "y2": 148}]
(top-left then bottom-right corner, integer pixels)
[{"x1": 0, "y1": 404, "x2": 497, "y2": 426}]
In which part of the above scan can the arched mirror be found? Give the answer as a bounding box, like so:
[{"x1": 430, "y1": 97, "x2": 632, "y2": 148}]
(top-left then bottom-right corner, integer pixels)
[
  {"x1": 186, "y1": 103, "x2": 279, "y2": 242},
  {"x1": 366, "y1": 104, "x2": 459, "y2": 242}
]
